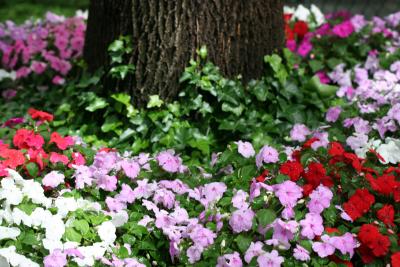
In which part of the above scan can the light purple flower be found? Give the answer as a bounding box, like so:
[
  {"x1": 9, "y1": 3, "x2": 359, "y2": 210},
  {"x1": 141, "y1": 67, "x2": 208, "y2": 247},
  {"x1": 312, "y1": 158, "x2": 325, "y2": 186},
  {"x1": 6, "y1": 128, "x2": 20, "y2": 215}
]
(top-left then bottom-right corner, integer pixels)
[
  {"x1": 73, "y1": 165, "x2": 94, "y2": 189},
  {"x1": 216, "y1": 252, "x2": 243, "y2": 267},
  {"x1": 311, "y1": 131, "x2": 329, "y2": 150},
  {"x1": 106, "y1": 197, "x2": 126, "y2": 212},
  {"x1": 245, "y1": 242, "x2": 264, "y2": 263},
  {"x1": 93, "y1": 151, "x2": 119, "y2": 172},
  {"x1": 156, "y1": 150, "x2": 184, "y2": 173},
  {"x1": 202, "y1": 182, "x2": 227, "y2": 206},
  {"x1": 257, "y1": 250, "x2": 284, "y2": 267},
  {"x1": 273, "y1": 181, "x2": 303, "y2": 207},
  {"x1": 189, "y1": 224, "x2": 216, "y2": 247},
  {"x1": 346, "y1": 133, "x2": 368, "y2": 151},
  {"x1": 351, "y1": 15, "x2": 367, "y2": 31},
  {"x1": 42, "y1": 171, "x2": 65, "y2": 188},
  {"x1": 325, "y1": 106, "x2": 342, "y2": 122},
  {"x1": 290, "y1": 124, "x2": 311, "y2": 142},
  {"x1": 232, "y1": 190, "x2": 249, "y2": 210},
  {"x1": 330, "y1": 233, "x2": 358, "y2": 257},
  {"x1": 229, "y1": 208, "x2": 255, "y2": 233},
  {"x1": 44, "y1": 249, "x2": 67, "y2": 267},
  {"x1": 153, "y1": 188, "x2": 175, "y2": 209},
  {"x1": 116, "y1": 184, "x2": 135, "y2": 204},
  {"x1": 256, "y1": 145, "x2": 279, "y2": 168},
  {"x1": 293, "y1": 244, "x2": 310, "y2": 261},
  {"x1": 313, "y1": 235, "x2": 336, "y2": 258},
  {"x1": 272, "y1": 219, "x2": 298, "y2": 246},
  {"x1": 187, "y1": 245, "x2": 203, "y2": 264},
  {"x1": 300, "y1": 213, "x2": 324, "y2": 239},
  {"x1": 307, "y1": 185, "x2": 333, "y2": 214},
  {"x1": 235, "y1": 141, "x2": 255, "y2": 158},
  {"x1": 96, "y1": 173, "x2": 117, "y2": 191},
  {"x1": 121, "y1": 159, "x2": 140, "y2": 179}
]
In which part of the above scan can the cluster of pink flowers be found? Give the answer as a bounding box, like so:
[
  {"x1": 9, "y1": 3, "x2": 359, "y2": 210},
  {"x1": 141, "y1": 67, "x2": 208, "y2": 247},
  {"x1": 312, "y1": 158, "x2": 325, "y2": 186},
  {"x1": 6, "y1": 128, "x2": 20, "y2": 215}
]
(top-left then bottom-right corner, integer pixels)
[{"x1": 0, "y1": 12, "x2": 86, "y2": 95}]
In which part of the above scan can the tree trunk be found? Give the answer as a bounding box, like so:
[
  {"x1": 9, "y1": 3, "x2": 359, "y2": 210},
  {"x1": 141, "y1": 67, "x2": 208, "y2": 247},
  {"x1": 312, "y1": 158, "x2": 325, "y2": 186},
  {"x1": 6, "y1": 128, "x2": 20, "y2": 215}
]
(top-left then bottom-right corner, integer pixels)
[{"x1": 84, "y1": 0, "x2": 284, "y2": 106}]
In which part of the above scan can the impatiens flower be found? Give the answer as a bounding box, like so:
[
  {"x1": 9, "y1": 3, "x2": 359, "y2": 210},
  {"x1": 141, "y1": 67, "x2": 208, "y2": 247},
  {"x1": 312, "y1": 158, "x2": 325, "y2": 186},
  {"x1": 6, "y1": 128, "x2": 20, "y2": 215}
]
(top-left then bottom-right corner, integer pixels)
[
  {"x1": 49, "y1": 152, "x2": 69, "y2": 165},
  {"x1": 28, "y1": 108, "x2": 54, "y2": 122},
  {"x1": 307, "y1": 185, "x2": 333, "y2": 214},
  {"x1": 202, "y1": 182, "x2": 227, "y2": 206},
  {"x1": 391, "y1": 252, "x2": 400, "y2": 267},
  {"x1": 297, "y1": 40, "x2": 312, "y2": 57},
  {"x1": 273, "y1": 181, "x2": 303, "y2": 207},
  {"x1": 330, "y1": 233, "x2": 357, "y2": 257},
  {"x1": 290, "y1": 124, "x2": 311, "y2": 142},
  {"x1": 272, "y1": 219, "x2": 298, "y2": 246},
  {"x1": 49, "y1": 132, "x2": 74, "y2": 150},
  {"x1": 332, "y1": 20, "x2": 354, "y2": 38},
  {"x1": 235, "y1": 141, "x2": 255, "y2": 158},
  {"x1": 293, "y1": 245, "x2": 310, "y2": 261},
  {"x1": 96, "y1": 173, "x2": 117, "y2": 192},
  {"x1": 98, "y1": 221, "x2": 117, "y2": 244},
  {"x1": 257, "y1": 250, "x2": 284, "y2": 267},
  {"x1": 13, "y1": 129, "x2": 44, "y2": 149},
  {"x1": 229, "y1": 208, "x2": 255, "y2": 233},
  {"x1": 325, "y1": 106, "x2": 342, "y2": 122},
  {"x1": 244, "y1": 242, "x2": 264, "y2": 263},
  {"x1": 279, "y1": 161, "x2": 303, "y2": 181},
  {"x1": 156, "y1": 150, "x2": 185, "y2": 173},
  {"x1": 376, "y1": 204, "x2": 394, "y2": 226},
  {"x1": 44, "y1": 249, "x2": 67, "y2": 267},
  {"x1": 232, "y1": 190, "x2": 249, "y2": 209},
  {"x1": 216, "y1": 252, "x2": 243, "y2": 267},
  {"x1": 187, "y1": 245, "x2": 203, "y2": 264},
  {"x1": 312, "y1": 235, "x2": 335, "y2": 258},
  {"x1": 42, "y1": 171, "x2": 65, "y2": 188},
  {"x1": 189, "y1": 224, "x2": 216, "y2": 247},
  {"x1": 256, "y1": 145, "x2": 279, "y2": 168},
  {"x1": 121, "y1": 159, "x2": 140, "y2": 179},
  {"x1": 300, "y1": 213, "x2": 324, "y2": 239}
]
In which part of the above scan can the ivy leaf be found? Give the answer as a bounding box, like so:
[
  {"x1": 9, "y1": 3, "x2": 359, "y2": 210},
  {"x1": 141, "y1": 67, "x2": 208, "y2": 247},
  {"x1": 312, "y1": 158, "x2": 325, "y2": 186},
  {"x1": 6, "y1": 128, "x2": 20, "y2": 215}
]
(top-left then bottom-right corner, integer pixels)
[
  {"x1": 85, "y1": 97, "x2": 109, "y2": 112},
  {"x1": 235, "y1": 235, "x2": 252, "y2": 253},
  {"x1": 73, "y1": 219, "x2": 90, "y2": 235},
  {"x1": 64, "y1": 227, "x2": 82, "y2": 243},
  {"x1": 147, "y1": 95, "x2": 164, "y2": 108},
  {"x1": 26, "y1": 162, "x2": 38, "y2": 178}
]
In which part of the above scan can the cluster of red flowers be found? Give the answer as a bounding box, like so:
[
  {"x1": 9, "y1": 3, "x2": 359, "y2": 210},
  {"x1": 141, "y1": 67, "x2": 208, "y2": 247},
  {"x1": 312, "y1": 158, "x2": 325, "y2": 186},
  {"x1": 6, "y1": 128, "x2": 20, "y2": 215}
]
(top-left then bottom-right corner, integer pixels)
[
  {"x1": 358, "y1": 224, "x2": 391, "y2": 263},
  {"x1": 342, "y1": 189, "x2": 375, "y2": 221},
  {"x1": 284, "y1": 13, "x2": 309, "y2": 41},
  {"x1": 0, "y1": 109, "x2": 85, "y2": 177}
]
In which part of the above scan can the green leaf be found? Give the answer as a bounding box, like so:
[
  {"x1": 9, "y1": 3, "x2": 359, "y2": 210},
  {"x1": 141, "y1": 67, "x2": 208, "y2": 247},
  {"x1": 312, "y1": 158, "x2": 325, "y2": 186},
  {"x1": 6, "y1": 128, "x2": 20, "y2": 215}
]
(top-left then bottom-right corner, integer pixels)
[
  {"x1": 264, "y1": 54, "x2": 282, "y2": 73},
  {"x1": 64, "y1": 227, "x2": 82, "y2": 243},
  {"x1": 256, "y1": 209, "x2": 276, "y2": 227},
  {"x1": 101, "y1": 116, "x2": 123, "y2": 133},
  {"x1": 221, "y1": 102, "x2": 244, "y2": 116},
  {"x1": 17, "y1": 203, "x2": 37, "y2": 215},
  {"x1": 20, "y1": 231, "x2": 39, "y2": 245},
  {"x1": 111, "y1": 93, "x2": 131, "y2": 106},
  {"x1": 26, "y1": 162, "x2": 38, "y2": 178},
  {"x1": 108, "y1": 39, "x2": 124, "y2": 52},
  {"x1": 85, "y1": 97, "x2": 109, "y2": 112},
  {"x1": 73, "y1": 219, "x2": 90, "y2": 235},
  {"x1": 305, "y1": 75, "x2": 338, "y2": 97},
  {"x1": 235, "y1": 235, "x2": 252, "y2": 253},
  {"x1": 147, "y1": 95, "x2": 164, "y2": 108}
]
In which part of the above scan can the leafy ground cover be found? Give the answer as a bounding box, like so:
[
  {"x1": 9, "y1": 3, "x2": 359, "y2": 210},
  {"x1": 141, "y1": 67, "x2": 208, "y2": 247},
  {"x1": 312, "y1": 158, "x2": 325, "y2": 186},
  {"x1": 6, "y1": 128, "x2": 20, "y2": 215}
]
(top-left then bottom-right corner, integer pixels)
[{"x1": 0, "y1": 4, "x2": 400, "y2": 267}]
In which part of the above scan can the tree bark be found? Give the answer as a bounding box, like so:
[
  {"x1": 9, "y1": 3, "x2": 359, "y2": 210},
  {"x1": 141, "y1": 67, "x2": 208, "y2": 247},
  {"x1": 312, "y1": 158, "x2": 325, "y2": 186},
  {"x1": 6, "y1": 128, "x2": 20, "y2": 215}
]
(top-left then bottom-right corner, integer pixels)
[{"x1": 84, "y1": 0, "x2": 284, "y2": 106}]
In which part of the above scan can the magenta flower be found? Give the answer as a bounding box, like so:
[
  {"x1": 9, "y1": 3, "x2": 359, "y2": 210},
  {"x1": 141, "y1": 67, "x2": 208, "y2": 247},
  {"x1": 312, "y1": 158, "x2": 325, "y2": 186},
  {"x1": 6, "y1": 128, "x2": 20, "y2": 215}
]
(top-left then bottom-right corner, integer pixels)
[
  {"x1": 332, "y1": 20, "x2": 354, "y2": 38},
  {"x1": 297, "y1": 40, "x2": 313, "y2": 57}
]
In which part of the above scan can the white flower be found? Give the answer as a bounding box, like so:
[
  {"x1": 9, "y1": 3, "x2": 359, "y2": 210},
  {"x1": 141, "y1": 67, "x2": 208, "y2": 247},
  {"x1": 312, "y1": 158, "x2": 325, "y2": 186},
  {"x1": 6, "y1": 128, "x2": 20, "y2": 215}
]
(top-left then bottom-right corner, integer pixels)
[
  {"x1": 0, "y1": 69, "x2": 16, "y2": 82},
  {"x1": 0, "y1": 227, "x2": 20, "y2": 240},
  {"x1": 111, "y1": 210, "x2": 129, "y2": 227},
  {"x1": 0, "y1": 178, "x2": 23, "y2": 206},
  {"x1": 310, "y1": 5, "x2": 325, "y2": 26},
  {"x1": 0, "y1": 246, "x2": 39, "y2": 267},
  {"x1": 376, "y1": 138, "x2": 400, "y2": 164},
  {"x1": 30, "y1": 208, "x2": 53, "y2": 227},
  {"x1": 21, "y1": 180, "x2": 51, "y2": 207},
  {"x1": 43, "y1": 215, "x2": 65, "y2": 241},
  {"x1": 73, "y1": 244, "x2": 107, "y2": 266},
  {"x1": 55, "y1": 197, "x2": 78, "y2": 217},
  {"x1": 293, "y1": 4, "x2": 311, "y2": 21},
  {"x1": 283, "y1": 6, "x2": 295, "y2": 14},
  {"x1": 42, "y1": 238, "x2": 63, "y2": 252},
  {"x1": 98, "y1": 221, "x2": 116, "y2": 244},
  {"x1": 12, "y1": 208, "x2": 32, "y2": 227}
]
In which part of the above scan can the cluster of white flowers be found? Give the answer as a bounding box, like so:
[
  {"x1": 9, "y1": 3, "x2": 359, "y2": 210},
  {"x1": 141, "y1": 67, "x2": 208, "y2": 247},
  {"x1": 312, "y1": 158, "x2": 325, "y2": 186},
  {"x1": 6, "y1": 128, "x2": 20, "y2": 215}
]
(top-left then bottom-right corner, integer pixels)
[
  {"x1": 0, "y1": 170, "x2": 123, "y2": 266},
  {"x1": 0, "y1": 69, "x2": 16, "y2": 82},
  {"x1": 284, "y1": 4, "x2": 325, "y2": 27},
  {"x1": 353, "y1": 137, "x2": 400, "y2": 164}
]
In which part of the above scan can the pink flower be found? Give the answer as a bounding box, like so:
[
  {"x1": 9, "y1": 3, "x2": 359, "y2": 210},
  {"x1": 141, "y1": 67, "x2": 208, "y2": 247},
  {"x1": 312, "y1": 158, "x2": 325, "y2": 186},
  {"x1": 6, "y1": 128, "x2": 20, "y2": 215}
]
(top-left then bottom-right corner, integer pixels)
[
  {"x1": 156, "y1": 150, "x2": 184, "y2": 173},
  {"x1": 31, "y1": 61, "x2": 47, "y2": 74},
  {"x1": 332, "y1": 20, "x2": 354, "y2": 38},
  {"x1": 42, "y1": 171, "x2": 65, "y2": 188},
  {"x1": 187, "y1": 245, "x2": 203, "y2": 264},
  {"x1": 2, "y1": 89, "x2": 17, "y2": 100},
  {"x1": 316, "y1": 71, "x2": 331, "y2": 84},
  {"x1": 121, "y1": 159, "x2": 140, "y2": 179},
  {"x1": 330, "y1": 232, "x2": 357, "y2": 257},
  {"x1": 229, "y1": 208, "x2": 255, "y2": 233},
  {"x1": 216, "y1": 252, "x2": 243, "y2": 267},
  {"x1": 290, "y1": 124, "x2": 311, "y2": 142},
  {"x1": 116, "y1": 184, "x2": 135, "y2": 204},
  {"x1": 256, "y1": 145, "x2": 279, "y2": 168},
  {"x1": 50, "y1": 152, "x2": 69, "y2": 165},
  {"x1": 307, "y1": 185, "x2": 333, "y2": 214},
  {"x1": 257, "y1": 250, "x2": 284, "y2": 267},
  {"x1": 50, "y1": 132, "x2": 74, "y2": 150},
  {"x1": 202, "y1": 182, "x2": 227, "y2": 205},
  {"x1": 16, "y1": 66, "x2": 31, "y2": 79},
  {"x1": 293, "y1": 244, "x2": 310, "y2": 261},
  {"x1": 244, "y1": 242, "x2": 264, "y2": 263},
  {"x1": 286, "y1": 40, "x2": 297, "y2": 52},
  {"x1": 44, "y1": 249, "x2": 67, "y2": 267},
  {"x1": 235, "y1": 140, "x2": 255, "y2": 158},
  {"x1": 325, "y1": 106, "x2": 342, "y2": 122},
  {"x1": 297, "y1": 40, "x2": 312, "y2": 57},
  {"x1": 232, "y1": 190, "x2": 249, "y2": 210},
  {"x1": 300, "y1": 213, "x2": 324, "y2": 239},
  {"x1": 153, "y1": 188, "x2": 175, "y2": 209},
  {"x1": 312, "y1": 235, "x2": 335, "y2": 258},
  {"x1": 273, "y1": 181, "x2": 303, "y2": 207},
  {"x1": 52, "y1": 75, "x2": 65, "y2": 85}
]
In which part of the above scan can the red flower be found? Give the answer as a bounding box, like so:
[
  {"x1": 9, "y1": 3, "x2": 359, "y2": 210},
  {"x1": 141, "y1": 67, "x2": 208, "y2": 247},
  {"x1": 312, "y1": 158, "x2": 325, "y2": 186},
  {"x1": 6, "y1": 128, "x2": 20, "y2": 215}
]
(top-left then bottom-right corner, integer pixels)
[
  {"x1": 358, "y1": 244, "x2": 376, "y2": 264},
  {"x1": 392, "y1": 252, "x2": 400, "y2": 267},
  {"x1": 50, "y1": 152, "x2": 69, "y2": 165},
  {"x1": 50, "y1": 132, "x2": 74, "y2": 150},
  {"x1": 302, "y1": 137, "x2": 319, "y2": 149},
  {"x1": 28, "y1": 108, "x2": 54, "y2": 122},
  {"x1": 68, "y1": 152, "x2": 86, "y2": 168},
  {"x1": 370, "y1": 234, "x2": 390, "y2": 257},
  {"x1": 358, "y1": 224, "x2": 390, "y2": 258},
  {"x1": 256, "y1": 170, "x2": 269, "y2": 183},
  {"x1": 367, "y1": 173, "x2": 398, "y2": 196},
  {"x1": 279, "y1": 161, "x2": 303, "y2": 181},
  {"x1": 0, "y1": 146, "x2": 25, "y2": 169},
  {"x1": 377, "y1": 205, "x2": 395, "y2": 226},
  {"x1": 0, "y1": 163, "x2": 8, "y2": 177},
  {"x1": 343, "y1": 189, "x2": 375, "y2": 221},
  {"x1": 13, "y1": 129, "x2": 44, "y2": 150},
  {"x1": 358, "y1": 224, "x2": 380, "y2": 245},
  {"x1": 293, "y1": 20, "x2": 309, "y2": 39},
  {"x1": 304, "y1": 162, "x2": 331, "y2": 187},
  {"x1": 27, "y1": 149, "x2": 48, "y2": 170},
  {"x1": 328, "y1": 142, "x2": 345, "y2": 157}
]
